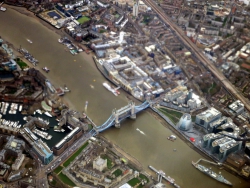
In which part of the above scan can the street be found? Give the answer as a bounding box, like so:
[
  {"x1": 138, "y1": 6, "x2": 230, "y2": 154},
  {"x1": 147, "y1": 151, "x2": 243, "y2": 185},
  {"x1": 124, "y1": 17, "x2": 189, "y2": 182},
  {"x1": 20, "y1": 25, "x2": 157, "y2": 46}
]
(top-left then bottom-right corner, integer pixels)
[
  {"x1": 34, "y1": 131, "x2": 92, "y2": 188},
  {"x1": 143, "y1": 0, "x2": 250, "y2": 112}
]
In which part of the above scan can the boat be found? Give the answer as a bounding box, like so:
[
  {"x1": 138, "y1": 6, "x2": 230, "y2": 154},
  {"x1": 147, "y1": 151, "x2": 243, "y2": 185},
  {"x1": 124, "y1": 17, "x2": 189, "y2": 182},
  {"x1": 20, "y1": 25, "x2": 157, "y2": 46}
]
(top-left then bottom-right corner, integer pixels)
[
  {"x1": 19, "y1": 105, "x2": 23, "y2": 112},
  {"x1": 103, "y1": 82, "x2": 118, "y2": 96},
  {"x1": 36, "y1": 109, "x2": 42, "y2": 115},
  {"x1": 168, "y1": 135, "x2": 177, "y2": 141},
  {"x1": 46, "y1": 135, "x2": 52, "y2": 140},
  {"x1": 45, "y1": 112, "x2": 52, "y2": 117},
  {"x1": 27, "y1": 39, "x2": 32, "y2": 44},
  {"x1": 63, "y1": 85, "x2": 70, "y2": 92},
  {"x1": 67, "y1": 126, "x2": 73, "y2": 131},
  {"x1": 56, "y1": 87, "x2": 65, "y2": 96},
  {"x1": 192, "y1": 161, "x2": 232, "y2": 186},
  {"x1": 58, "y1": 38, "x2": 63, "y2": 43},
  {"x1": 113, "y1": 86, "x2": 121, "y2": 95},
  {"x1": 0, "y1": 2, "x2": 6, "y2": 12},
  {"x1": 42, "y1": 67, "x2": 50, "y2": 73}
]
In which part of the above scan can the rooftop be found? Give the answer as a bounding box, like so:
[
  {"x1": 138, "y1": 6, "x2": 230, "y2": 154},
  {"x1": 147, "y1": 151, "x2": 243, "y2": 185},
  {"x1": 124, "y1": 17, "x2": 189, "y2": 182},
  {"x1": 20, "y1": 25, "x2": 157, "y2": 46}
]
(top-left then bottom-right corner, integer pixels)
[{"x1": 197, "y1": 107, "x2": 221, "y2": 122}]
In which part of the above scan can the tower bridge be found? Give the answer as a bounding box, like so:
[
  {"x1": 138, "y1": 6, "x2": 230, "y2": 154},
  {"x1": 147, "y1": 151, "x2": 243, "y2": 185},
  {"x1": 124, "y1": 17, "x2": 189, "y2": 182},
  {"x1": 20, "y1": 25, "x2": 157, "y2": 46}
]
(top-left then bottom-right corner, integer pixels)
[{"x1": 91, "y1": 101, "x2": 150, "y2": 135}]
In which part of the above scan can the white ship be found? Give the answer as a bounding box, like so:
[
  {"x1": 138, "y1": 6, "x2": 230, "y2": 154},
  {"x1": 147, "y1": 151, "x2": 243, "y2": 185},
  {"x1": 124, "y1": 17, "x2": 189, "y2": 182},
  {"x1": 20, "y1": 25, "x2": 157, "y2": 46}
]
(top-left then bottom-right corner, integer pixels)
[
  {"x1": 67, "y1": 126, "x2": 73, "y2": 131},
  {"x1": 0, "y1": 2, "x2": 6, "y2": 12},
  {"x1": 36, "y1": 109, "x2": 42, "y2": 114},
  {"x1": 103, "y1": 82, "x2": 118, "y2": 96},
  {"x1": 27, "y1": 39, "x2": 33, "y2": 44},
  {"x1": 45, "y1": 112, "x2": 52, "y2": 117},
  {"x1": 19, "y1": 105, "x2": 23, "y2": 112}
]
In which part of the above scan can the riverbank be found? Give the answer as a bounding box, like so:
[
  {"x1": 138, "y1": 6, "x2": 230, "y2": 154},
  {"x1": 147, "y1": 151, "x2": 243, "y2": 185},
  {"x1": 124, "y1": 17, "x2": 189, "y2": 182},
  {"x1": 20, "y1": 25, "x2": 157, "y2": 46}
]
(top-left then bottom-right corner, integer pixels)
[
  {"x1": 2, "y1": 4, "x2": 98, "y2": 111},
  {"x1": 149, "y1": 107, "x2": 250, "y2": 182},
  {"x1": 1, "y1": 6, "x2": 249, "y2": 187}
]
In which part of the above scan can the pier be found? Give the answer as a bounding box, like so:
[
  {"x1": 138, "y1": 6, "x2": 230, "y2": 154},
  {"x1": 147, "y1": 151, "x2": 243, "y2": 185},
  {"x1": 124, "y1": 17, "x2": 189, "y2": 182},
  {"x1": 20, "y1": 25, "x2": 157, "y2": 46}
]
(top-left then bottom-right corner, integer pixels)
[
  {"x1": 194, "y1": 158, "x2": 222, "y2": 166},
  {"x1": 148, "y1": 166, "x2": 180, "y2": 188}
]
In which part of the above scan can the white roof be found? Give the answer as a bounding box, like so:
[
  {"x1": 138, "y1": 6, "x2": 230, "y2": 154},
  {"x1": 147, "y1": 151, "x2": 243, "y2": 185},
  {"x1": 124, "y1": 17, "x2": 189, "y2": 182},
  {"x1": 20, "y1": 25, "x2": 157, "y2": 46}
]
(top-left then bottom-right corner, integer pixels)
[{"x1": 119, "y1": 183, "x2": 132, "y2": 188}]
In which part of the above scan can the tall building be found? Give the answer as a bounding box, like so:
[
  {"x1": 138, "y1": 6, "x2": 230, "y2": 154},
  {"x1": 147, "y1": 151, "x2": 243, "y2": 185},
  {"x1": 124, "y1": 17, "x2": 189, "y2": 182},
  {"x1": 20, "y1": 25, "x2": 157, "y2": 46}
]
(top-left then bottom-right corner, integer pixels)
[
  {"x1": 195, "y1": 107, "x2": 221, "y2": 129},
  {"x1": 186, "y1": 89, "x2": 193, "y2": 102},
  {"x1": 211, "y1": 137, "x2": 242, "y2": 160},
  {"x1": 178, "y1": 114, "x2": 192, "y2": 131},
  {"x1": 32, "y1": 139, "x2": 53, "y2": 165},
  {"x1": 228, "y1": 100, "x2": 244, "y2": 115},
  {"x1": 133, "y1": 1, "x2": 139, "y2": 17}
]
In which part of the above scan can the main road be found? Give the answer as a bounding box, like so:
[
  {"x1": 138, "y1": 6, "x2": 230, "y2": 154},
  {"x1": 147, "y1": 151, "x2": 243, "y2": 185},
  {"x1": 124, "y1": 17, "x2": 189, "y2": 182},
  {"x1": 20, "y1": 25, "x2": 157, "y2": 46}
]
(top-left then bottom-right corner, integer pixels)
[
  {"x1": 144, "y1": 0, "x2": 250, "y2": 111},
  {"x1": 35, "y1": 131, "x2": 93, "y2": 188}
]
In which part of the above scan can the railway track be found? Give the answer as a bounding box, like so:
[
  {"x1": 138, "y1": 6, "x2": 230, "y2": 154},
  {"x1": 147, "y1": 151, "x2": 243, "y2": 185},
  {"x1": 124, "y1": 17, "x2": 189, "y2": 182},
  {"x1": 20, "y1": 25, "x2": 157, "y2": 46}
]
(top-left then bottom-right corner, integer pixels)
[{"x1": 144, "y1": 0, "x2": 250, "y2": 111}]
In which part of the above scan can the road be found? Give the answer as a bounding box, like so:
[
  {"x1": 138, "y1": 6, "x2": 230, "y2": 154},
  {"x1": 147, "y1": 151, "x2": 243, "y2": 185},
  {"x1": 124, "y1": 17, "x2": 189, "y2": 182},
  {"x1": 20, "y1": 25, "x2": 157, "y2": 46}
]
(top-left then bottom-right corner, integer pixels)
[
  {"x1": 35, "y1": 131, "x2": 93, "y2": 188},
  {"x1": 144, "y1": 0, "x2": 250, "y2": 112}
]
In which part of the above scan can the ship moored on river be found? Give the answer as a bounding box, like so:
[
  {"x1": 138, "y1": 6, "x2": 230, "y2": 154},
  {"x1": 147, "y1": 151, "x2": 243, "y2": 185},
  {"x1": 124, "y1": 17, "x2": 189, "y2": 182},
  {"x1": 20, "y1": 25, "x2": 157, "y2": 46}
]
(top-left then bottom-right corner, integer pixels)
[{"x1": 192, "y1": 161, "x2": 232, "y2": 186}]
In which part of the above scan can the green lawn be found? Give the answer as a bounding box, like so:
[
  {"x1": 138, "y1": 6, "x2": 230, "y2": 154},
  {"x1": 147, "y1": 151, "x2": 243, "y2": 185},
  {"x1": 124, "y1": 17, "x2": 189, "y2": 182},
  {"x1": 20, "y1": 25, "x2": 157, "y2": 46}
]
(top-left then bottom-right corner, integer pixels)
[
  {"x1": 63, "y1": 142, "x2": 89, "y2": 167},
  {"x1": 58, "y1": 173, "x2": 76, "y2": 187},
  {"x1": 101, "y1": 155, "x2": 113, "y2": 169},
  {"x1": 158, "y1": 108, "x2": 182, "y2": 124},
  {"x1": 128, "y1": 178, "x2": 140, "y2": 186},
  {"x1": 77, "y1": 16, "x2": 90, "y2": 24},
  {"x1": 100, "y1": 29, "x2": 106, "y2": 33},
  {"x1": 139, "y1": 173, "x2": 149, "y2": 183},
  {"x1": 112, "y1": 169, "x2": 122, "y2": 177},
  {"x1": 15, "y1": 58, "x2": 28, "y2": 70},
  {"x1": 54, "y1": 166, "x2": 63, "y2": 174},
  {"x1": 191, "y1": 116, "x2": 196, "y2": 122},
  {"x1": 88, "y1": 124, "x2": 93, "y2": 130}
]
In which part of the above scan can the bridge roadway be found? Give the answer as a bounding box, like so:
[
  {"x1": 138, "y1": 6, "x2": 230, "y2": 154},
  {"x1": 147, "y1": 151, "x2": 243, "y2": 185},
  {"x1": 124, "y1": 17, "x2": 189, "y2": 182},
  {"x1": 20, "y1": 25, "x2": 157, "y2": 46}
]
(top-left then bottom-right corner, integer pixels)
[
  {"x1": 143, "y1": 0, "x2": 250, "y2": 112},
  {"x1": 95, "y1": 101, "x2": 150, "y2": 132}
]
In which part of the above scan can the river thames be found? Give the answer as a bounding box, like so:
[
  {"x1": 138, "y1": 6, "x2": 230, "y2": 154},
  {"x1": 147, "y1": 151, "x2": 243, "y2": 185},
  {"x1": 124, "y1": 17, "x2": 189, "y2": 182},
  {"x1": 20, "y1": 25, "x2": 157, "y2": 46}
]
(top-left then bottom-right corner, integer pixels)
[{"x1": 0, "y1": 7, "x2": 249, "y2": 188}]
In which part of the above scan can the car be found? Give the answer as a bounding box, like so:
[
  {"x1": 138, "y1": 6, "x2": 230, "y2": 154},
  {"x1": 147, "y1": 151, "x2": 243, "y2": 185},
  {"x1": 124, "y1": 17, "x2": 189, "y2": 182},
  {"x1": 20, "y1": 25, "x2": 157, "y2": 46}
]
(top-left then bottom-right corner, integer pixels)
[{"x1": 42, "y1": 67, "x2": 50, "y2": 73}]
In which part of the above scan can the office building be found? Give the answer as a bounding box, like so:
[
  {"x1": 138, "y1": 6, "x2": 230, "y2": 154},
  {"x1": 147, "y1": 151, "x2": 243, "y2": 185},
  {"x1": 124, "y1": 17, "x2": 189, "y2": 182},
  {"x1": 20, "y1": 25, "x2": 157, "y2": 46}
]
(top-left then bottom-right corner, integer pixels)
[
  {"x1": 208, "y1": 116, "x2": 229, "y2": 133},
  {"x1": 195, "y1": 107, "x2": 221, "y2": 129},
  {"x1": 165, "y1": 90, "x2": 183, "y2": 102},
  {"x1": 186, "y1": 89, "x2": 193, "y2": 102},
  {"x1": 4, "y1": 136, "x2": 25, "y2": 156},
  {"x1": 53, "y1": 127, "x2": 83, "y2": 155},
  {"x1": 177, "y1": 95, "x2": 186, "y2": 104},
  {"x1": 228, "y1": 100, "x2": 244, "y2": 115},
  {"x1": 178, "y1": 113, "x2": 192, "y2": 131},
  {"x1": 12, "y1": 154, "x2": 25, "y2": 171},
  {"x1": 218, "y1": 139, "x2": 242, "y2": 160},
  {"x1": 211, "y1": 137, "x2": 242, "y2": 160},
  {"x1": 32, "y1": 139, "x2": 53, "y2": 165},
  {"x1": 202, "y1": 133, "x2": 223, "y2": 148}
]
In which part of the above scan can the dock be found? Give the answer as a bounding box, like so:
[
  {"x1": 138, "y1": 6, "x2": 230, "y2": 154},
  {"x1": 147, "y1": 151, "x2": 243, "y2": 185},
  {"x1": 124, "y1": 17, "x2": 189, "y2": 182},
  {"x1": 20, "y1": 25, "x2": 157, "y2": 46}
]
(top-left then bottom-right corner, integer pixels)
[
  {"x1": 148, "y1": 166, "x2": 180, "y2": 188},
  {"x1": 194, "y1": 158, "x2": 222, "y2": 166}
]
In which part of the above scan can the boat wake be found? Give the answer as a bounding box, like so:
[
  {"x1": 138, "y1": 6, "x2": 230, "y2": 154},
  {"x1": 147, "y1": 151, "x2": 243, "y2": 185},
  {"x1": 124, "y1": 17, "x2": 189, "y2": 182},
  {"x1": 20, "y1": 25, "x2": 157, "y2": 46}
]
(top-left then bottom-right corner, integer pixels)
[
  {"x1": 27, "y1": 39, "x2": 33, "y2": 44},
  {"x1": 136, "y1": 128, "x2": 146, "y2": 136}
]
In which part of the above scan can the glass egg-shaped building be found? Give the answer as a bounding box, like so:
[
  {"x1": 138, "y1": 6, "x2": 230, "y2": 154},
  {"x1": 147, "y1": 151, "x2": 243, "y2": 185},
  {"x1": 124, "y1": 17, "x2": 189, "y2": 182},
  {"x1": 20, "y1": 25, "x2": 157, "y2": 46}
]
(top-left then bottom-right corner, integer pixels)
[{"x1": 178, "y1": 113, "x2": 192, "y2": 131}]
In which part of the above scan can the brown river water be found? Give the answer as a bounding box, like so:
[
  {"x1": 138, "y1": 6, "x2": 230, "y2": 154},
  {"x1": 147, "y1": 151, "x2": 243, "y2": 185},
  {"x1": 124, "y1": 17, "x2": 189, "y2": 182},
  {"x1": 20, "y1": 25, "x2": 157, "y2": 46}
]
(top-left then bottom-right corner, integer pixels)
[{"x1": 0, "y1": 7, "x2": 249, "y2": 188}]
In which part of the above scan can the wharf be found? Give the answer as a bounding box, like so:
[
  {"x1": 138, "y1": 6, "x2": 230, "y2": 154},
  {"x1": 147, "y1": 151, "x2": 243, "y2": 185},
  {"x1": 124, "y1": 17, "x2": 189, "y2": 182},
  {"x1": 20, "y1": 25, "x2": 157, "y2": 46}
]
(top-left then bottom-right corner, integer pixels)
[{"x1": 148, "y1": 166, "x2": 180, "y2": 188}]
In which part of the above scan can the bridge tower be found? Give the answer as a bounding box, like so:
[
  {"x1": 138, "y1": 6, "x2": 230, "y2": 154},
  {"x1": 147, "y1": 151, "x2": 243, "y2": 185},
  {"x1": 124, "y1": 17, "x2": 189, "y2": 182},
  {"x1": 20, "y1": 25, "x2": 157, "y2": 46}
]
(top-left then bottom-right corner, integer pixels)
[
  {"x1": 113, "y1": 109, "x2": 120, "y2": 128},
  {"x1": 157, "y1": 170, "x2": 165, "y2": 183},
  {"x1": 130, "y1": 101, "x2": 136, "y2": 119}
]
